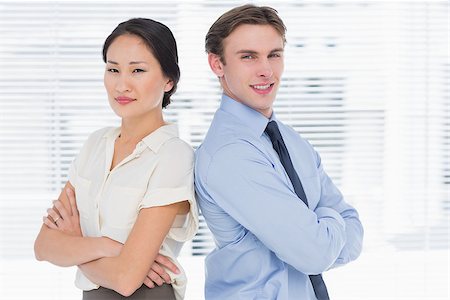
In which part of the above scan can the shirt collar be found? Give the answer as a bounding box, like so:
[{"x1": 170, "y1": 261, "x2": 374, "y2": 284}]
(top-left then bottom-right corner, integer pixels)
[
  {"x1": 103, "y1": 124, "x2": 179, "y2": 153},
  {"x1": 141, "y1": 123, "x2": 178, "y2": 153},
  {"x1": 220, "y1": 94, "x2": 278, "y2": 137}
]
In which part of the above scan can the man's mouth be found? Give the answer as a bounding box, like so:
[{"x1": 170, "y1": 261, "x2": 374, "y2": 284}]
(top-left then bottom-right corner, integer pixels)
[
  {"x1": 251, "y1": 83, "x2": 274, "y2": 94},
  {"x1": 252, "y1": 84, "x2": 272, "y2": 90}
]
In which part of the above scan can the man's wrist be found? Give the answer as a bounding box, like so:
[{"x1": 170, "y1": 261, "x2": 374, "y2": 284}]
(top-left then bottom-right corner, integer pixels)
[{"x1": 315, "y1": 207, "x2": 345, "y2": 228}]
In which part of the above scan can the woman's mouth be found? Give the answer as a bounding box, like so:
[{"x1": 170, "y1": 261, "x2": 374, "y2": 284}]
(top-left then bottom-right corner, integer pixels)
[{"x1": 115, "y1": 96, "x2": 136, "y2": 105}]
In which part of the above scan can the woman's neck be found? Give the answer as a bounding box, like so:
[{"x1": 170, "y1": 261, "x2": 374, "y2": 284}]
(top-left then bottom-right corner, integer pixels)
[{"x1": 118, "y1": 114, "x2": 165, "y2": 145}]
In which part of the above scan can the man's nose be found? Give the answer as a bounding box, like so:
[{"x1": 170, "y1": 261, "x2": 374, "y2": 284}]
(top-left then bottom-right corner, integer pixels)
[{"x1": 257, "y1": 59, "x2": 273, "y2": 78}]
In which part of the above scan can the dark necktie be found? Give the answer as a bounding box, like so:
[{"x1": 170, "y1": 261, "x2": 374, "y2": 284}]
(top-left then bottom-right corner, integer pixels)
[{"x1": 265, "y1": 120, "x2": 330, "y2": 300}]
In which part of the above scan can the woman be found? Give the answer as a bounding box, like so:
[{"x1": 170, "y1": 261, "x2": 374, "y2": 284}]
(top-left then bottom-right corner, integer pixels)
[{"x1": 34, "y1": 18, "x2": 198, "y2": 300}]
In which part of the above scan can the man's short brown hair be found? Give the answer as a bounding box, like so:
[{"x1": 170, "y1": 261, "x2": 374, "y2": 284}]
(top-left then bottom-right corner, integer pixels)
[{"x1": 205, "y1": 4, "x2": 286, "y2": 63}]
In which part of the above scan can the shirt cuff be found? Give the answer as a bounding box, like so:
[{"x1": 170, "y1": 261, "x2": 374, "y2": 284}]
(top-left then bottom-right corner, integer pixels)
[
  {"x1": 139, "y1": 186, "x2": 193, "y2": 209},
  {"x1": 315, "y1": 207, "x2": 346, "y2": 228}
]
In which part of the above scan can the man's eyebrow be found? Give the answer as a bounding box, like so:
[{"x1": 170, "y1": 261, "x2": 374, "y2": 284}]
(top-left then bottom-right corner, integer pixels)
[
  {"x1": 270, "y1": 48, "x2": 284, "y2": 53},
  {"x1": 235, "y1": 50, "x2": 258, "y2": 55},
  {"x1": 235, "y1": 48, "x2": 284, "y2": 55}
]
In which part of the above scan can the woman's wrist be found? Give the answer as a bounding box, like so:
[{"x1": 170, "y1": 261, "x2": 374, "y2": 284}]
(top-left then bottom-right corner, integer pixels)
[{"x1": 100, "y1": 236, "x2": 122, "y2": 257}]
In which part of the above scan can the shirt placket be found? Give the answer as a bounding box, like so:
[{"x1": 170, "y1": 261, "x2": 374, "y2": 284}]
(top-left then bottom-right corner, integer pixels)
[{"x1": 94, "y1": 139, "x2": 146, "y2": 231}]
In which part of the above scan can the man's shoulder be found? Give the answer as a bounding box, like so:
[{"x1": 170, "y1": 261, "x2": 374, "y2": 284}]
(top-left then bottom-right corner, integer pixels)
[
  {"x1": 195, "y1": 126, "x2": 264, "y2": 182},
  {"x1": 277, "y1": 121, "x2": 312, "y2": 146},
  {"x1": 277, "y1": 120, "x2": 300, "y2": 136},
  {"x1": 195, "y1": 134, "x2": 250, "y2": 170},
  {"x1": 197, "y1": 117, "x2": 252, "y2": 155},
  {"x1": 197, "y1": 132, "x2": 262, "y2": 162}
]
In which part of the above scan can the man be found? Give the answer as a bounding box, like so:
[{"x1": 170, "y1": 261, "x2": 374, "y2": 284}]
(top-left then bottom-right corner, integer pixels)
[{"x1": 195, "y1": 4, "x2": 364, "y2": 300}]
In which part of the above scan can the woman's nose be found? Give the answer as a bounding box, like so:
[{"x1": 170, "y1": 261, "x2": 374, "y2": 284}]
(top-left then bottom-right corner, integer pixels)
[{"x1": 115, "y1": 75, "x2": 132, "y2": 93}]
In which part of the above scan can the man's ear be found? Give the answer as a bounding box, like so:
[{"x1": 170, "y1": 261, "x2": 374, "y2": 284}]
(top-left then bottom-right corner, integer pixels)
[{"x1": 208, "y1": 53, "x2": 224, "y2": 77}]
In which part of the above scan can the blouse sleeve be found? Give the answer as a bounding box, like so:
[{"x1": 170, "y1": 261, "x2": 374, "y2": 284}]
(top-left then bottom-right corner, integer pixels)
[
  {"x1": 68, "y1": 158, "x2": 78, "y2": 188},
  {"x1": 139, "y1": 139, "x2": 199, "y2": 242}
]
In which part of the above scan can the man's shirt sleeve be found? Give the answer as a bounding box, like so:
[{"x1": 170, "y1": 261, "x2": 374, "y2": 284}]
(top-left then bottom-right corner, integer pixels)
[
  {"x1": 203, "y1": 141, "x2": 347, "y2": 275},
  {"x1": 313, "y1": 150, "x2": 364, "y2": 268}
]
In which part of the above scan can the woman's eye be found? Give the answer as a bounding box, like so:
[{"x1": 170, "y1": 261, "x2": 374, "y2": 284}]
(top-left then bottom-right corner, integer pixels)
[
  {"x1": 133, "y1": 68, "x2": 145, "y2": 73},
  {"x1": 107, "y1": 68, "x2": 119, "y2": 73}
]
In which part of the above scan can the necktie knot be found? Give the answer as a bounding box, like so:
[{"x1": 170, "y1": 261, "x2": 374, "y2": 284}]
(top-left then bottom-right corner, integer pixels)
[{"x1": 265, "y1": 121, "x2": 282, "y2": 143}]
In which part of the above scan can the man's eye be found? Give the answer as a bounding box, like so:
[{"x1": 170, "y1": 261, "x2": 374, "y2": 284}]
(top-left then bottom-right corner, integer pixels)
[
  {"x1": 269, "y1": 53, "x2": 281, "y2": 58},
  {"x1": 241, "y1": 55, "x2": 254, "y2": 59}
]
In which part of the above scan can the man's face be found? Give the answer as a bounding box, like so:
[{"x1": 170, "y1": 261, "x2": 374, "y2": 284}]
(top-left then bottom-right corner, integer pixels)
[{"x1": 209, "y1": 24, "x2": 284, "y2": 118}]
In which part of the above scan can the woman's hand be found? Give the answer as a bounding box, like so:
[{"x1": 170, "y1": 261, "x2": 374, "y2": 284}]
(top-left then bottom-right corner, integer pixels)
[
  {"x1": 43, "y1": 188, "x2": 82, "y2": 237},
  {"x1": 144, "y1": 254, "x2": 180, "y2": 288},
  {"x1": 35, "y1": 181, "x2": 121, "y2": 267},
  {"x1": 47, "y1": 187, "x2": 124, "y2": 257}
]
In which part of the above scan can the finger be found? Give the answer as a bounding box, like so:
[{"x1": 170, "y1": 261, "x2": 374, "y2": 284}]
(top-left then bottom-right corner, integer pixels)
[
  {"x1": 53, "y1": 200, "x2": 70, "y2": 222},
  {"x1": 52, "y1": 205, "x2": 61, "y2": 217},
  {"x1": 66, "y1": 188, "x2": 78, "y2": 217},
  {"x1": 143, "y1": 276, "x2": 155, "y2": 289},
  {"x1": 46, "y1": 208, "x2": 60, "y2": 223},
  {"x1": 155, "y1": 254, "x2": 180, "y2": 274},
  {"x1": 43, "y1": 216, "x2": 58, "y2": 229},
  {"x1": 147, "y1": 269, "x2": 164, "y2": 286},
  {"x1": 150, "y1": 262, "x2": 171, "y2": 283}
]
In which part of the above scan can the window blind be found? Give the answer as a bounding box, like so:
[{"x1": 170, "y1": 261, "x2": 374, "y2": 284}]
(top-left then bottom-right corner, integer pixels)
[{"x1": 0, "y1": 1, "x2": 448, "y2": 299}]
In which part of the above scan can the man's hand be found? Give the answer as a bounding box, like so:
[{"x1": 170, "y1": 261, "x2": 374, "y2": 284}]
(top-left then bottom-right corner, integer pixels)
[
  {"x1": 43, "y1": 188, "x2": 82, "y2": 237},
  {"x1": 144, "y1": 254, "x2": 180, "y2": 288}
]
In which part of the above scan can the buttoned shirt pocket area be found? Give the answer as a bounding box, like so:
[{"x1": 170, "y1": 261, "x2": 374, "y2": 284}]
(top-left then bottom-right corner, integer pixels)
[
  {"x1": 100, "y1": 185, "x2": 145, "y2": 243},
  {"x1": 73, "y1": 175, "x2": 93, "y2": 236}
]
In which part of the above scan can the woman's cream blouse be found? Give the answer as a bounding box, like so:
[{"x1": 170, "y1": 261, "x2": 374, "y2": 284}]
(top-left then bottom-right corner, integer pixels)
[{"x1": 68, "y1": 124, "x2": 199, "y2": 300}]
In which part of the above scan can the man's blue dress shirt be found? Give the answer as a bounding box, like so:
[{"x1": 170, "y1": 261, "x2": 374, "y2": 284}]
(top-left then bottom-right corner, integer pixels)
[{"x1": 195, "y1": 95, "x2": 363, "y2": 300}]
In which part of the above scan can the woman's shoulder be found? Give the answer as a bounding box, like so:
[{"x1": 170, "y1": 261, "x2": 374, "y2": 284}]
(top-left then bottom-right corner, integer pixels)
[
  {"x1": 84, "y1": 127, "x2": 117, "y2": 145},
  {"x1": 156, "y1": 137, "x2": 194, "y2": 170},
  {"x1": 75, "y1": 127, "x2": 117, "y2": 157},
  {"x1": 162, "y1": 136, "x2": 194, "y2": 156}
]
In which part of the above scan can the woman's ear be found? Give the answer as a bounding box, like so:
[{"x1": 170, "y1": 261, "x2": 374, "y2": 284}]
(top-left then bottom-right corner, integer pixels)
[
  {"x1": 164, "y1": 80, "x2": 174, "y2": 93},
  {"x1": 208, "y1": 53, "x2": 224, "y2": 77}
]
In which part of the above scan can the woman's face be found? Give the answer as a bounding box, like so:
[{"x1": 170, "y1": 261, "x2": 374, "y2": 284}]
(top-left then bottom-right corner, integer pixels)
[{"x1": 104, "y1": 34, "x2": 173, "y2": 120}]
